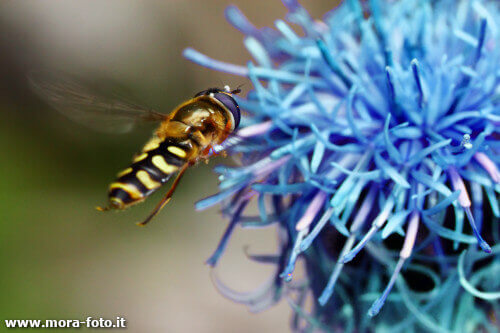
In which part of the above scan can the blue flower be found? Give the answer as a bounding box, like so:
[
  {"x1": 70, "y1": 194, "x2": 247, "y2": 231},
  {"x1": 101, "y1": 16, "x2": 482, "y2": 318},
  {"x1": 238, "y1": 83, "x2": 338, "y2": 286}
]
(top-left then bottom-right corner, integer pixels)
[{"x1": 184, "y1": 0, "x2": 499, "y2": 331}]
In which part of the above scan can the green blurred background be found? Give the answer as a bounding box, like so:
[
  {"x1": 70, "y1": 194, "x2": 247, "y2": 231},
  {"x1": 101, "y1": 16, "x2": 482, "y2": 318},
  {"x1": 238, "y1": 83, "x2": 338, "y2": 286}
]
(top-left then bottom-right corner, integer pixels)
[{"x1": 0, "y1": 1, "x2": 339, "y2": 331}]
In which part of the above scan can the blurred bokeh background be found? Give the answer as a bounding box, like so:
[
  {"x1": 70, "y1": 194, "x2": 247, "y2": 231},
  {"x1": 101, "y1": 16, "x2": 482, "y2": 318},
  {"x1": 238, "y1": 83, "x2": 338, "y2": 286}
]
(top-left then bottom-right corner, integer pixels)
[{"x1": 0, "y1": 1, "x2": 340, "y2": 331}]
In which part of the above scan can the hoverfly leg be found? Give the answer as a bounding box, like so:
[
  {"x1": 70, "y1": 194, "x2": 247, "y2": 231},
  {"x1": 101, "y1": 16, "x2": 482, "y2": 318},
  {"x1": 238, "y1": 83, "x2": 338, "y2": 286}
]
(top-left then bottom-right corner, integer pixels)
[
  {"x1": 136, "y1": 163, "x2": 191, "y2": 226},
  {"x1": 96, "y1": 205, "x2": 111, "y2": 212},
  {"x1": 213, "y1": 135, "x2": 242, "y2": 154},
  {"x1": 212, "y1": 144, "x2": 225, "y2": 155}
]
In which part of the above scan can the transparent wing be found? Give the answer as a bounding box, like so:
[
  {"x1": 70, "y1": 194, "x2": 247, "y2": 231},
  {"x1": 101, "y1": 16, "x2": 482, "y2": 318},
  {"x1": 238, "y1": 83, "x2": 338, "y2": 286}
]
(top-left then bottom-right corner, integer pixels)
[{"x1": 29, "y1": 71, "x2": 167, "y2": 133}]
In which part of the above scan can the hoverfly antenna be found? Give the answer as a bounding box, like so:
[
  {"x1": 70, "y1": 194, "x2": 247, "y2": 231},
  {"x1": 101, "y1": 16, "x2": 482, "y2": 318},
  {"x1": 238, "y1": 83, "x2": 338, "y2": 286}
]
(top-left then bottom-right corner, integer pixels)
[{"x1": 231, "y1": 83, "x2": 245, "y2": 95}]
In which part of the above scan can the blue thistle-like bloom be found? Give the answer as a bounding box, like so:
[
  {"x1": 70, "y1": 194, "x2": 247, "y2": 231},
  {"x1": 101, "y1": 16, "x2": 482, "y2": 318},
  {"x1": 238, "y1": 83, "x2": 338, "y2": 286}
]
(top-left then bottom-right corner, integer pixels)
[{"x1": 184, "y1": 0, "x2": 499, "y2": 331}]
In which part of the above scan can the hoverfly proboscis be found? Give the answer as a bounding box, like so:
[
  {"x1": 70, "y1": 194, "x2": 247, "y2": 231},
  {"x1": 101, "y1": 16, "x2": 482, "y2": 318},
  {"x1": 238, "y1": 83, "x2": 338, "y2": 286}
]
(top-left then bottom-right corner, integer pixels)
[{"x1": 29, "y1": 72, "x2": 241, "y2": 226}]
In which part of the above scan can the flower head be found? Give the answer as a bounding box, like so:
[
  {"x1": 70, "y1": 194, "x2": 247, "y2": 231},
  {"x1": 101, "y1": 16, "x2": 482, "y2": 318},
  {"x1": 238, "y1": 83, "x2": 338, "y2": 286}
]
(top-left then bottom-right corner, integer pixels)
[{"x1": 184, "y1": 0, "x2": 499, "y2": 331}]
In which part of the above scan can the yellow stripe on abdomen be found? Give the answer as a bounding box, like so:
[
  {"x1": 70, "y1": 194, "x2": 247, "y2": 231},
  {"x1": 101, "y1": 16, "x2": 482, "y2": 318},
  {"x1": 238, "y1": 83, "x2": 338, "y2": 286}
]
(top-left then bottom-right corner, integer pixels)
[
  {"x1": 116, "y1": 167, "x2": 133, "y2": 178},
  {"x1": 167, "y1": 146, "x2": 187, "y2": 158},
  {"x1": 136, "y1": 170, "x2": 161, "y2": 190},
  {"x1": 143, "y1": 136, "x2": 162, "y2": 152},
  {"x1": 133, "y1": 153, "x2": 148, "y2": 163},
  {"x1": 152, "y1": 155, "x2": 179, "y2": 174},
  {"x1": 109, "y1": 182, "x2": 143, "y2": 200}
]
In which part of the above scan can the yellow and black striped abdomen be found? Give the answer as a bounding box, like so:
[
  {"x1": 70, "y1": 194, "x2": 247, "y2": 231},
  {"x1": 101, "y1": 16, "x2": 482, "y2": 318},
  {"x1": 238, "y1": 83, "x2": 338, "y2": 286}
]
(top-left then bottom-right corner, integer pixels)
[{"x1": 107, "y1": 136, "x2": 194, "y2": 209}]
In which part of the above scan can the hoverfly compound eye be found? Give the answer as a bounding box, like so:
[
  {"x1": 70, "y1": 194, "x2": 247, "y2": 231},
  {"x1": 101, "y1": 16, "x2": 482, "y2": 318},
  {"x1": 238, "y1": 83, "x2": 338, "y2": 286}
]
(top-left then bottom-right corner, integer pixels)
[
  {"x1": 194, "y1": 88, "x2": 220, "y2": 98},
  {"x1": 194, "y1": 89, "x2": 209, "y2": 97},
  {"x1": 212, "y1": 92, "x2": 240, "y2": 131}
]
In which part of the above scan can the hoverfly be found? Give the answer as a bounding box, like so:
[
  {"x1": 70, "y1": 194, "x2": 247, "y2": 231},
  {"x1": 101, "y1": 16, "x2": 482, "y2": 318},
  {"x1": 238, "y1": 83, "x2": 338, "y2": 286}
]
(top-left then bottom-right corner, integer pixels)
[{"x1": 30, "y1": 72, "x2": 241, "y2": 226}]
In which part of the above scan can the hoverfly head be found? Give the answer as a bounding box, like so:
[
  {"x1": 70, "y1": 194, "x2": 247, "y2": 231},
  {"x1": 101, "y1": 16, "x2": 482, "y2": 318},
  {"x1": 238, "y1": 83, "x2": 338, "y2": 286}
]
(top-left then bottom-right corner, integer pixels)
[{"x1": 195, "y1": 87, "x2": 241, "y2": 130}]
